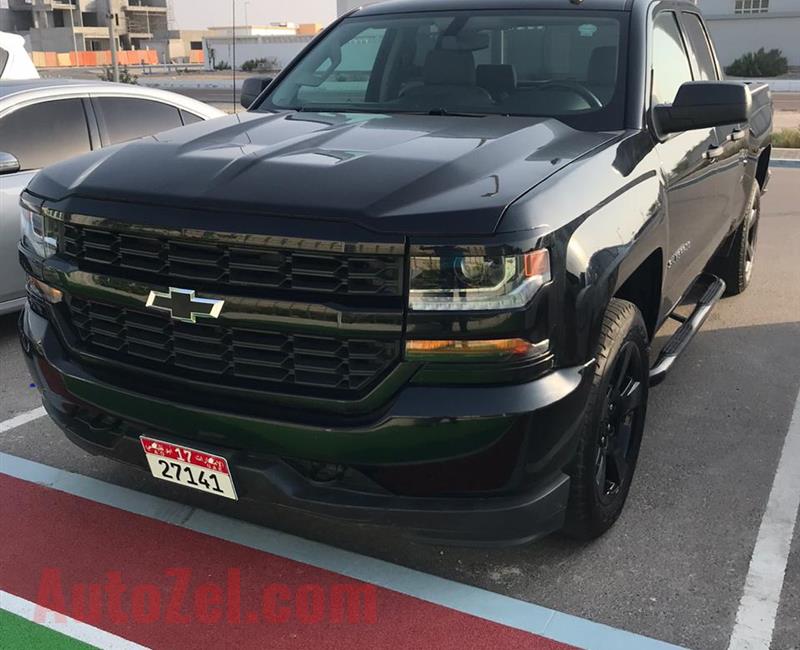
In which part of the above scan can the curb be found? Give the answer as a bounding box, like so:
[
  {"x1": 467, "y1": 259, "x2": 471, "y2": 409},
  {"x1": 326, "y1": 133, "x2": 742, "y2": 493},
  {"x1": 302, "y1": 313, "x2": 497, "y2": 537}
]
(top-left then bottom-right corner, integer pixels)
[
  {"x1": 772, "y1": 159, "x2": 800, "y2": 169},
  {"x1": 734, "y1": 78, "x2": 800, "y2": 92},
  {"x1": 138, "y1": 79, "x2": 243, "y2": 90}
]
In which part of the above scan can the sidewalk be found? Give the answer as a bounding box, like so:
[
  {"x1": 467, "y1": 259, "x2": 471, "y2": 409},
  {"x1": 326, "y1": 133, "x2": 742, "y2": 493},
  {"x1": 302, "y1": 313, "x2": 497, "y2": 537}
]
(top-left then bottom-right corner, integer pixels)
[
  {"x1": 773, "y1": 148, "x2": 800, "y2": 168},
  {"x1": 138, "y1": 73, "x2": 258, "y2": 91}
]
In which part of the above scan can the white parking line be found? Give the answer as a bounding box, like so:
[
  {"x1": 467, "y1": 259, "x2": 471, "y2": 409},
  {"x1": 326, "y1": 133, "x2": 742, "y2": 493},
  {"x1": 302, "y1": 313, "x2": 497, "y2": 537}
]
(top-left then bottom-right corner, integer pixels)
[
  {"x1": 728, "y1": 385, "x2": 800, "y2": 650},
  {"x1": 0, "y1": 407, "x2": 46, "y2": 434},
  {"x1": 0, "y1": 590, "x2": 148, "y2": 649}
]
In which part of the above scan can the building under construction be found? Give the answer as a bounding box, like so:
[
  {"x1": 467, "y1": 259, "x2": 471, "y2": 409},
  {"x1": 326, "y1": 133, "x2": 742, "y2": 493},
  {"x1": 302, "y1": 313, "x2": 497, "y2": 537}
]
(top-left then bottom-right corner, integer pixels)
[
  {"x1": 0, "y1": 1, "x2": 212, "y2": 65},
  {"x1": 0, "y1": 0, "x2": 181, "y2": 61}
]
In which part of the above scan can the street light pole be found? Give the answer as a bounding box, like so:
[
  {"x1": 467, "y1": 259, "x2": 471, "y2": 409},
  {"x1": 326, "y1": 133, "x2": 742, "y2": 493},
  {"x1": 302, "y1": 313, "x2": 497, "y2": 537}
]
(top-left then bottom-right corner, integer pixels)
[
  {"x1": 107, "y1": 1, "x2": 119, "y2": 83},
  {"x1": 69, "y1": 3, "x2": 78, "y2": 58},
  {"x1": 232, "y1": 0, "x2": 237, "y2": 113}
]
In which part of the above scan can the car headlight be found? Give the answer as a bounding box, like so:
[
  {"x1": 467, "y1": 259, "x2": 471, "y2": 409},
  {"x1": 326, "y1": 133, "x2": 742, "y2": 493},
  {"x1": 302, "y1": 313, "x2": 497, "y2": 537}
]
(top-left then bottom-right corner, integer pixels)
[
  {"x1": 20, "y1": 199, "x2": 58, "y2": 259},
  {"x1": 409, "y1": 249, "x2": 550, "y2": 311}
]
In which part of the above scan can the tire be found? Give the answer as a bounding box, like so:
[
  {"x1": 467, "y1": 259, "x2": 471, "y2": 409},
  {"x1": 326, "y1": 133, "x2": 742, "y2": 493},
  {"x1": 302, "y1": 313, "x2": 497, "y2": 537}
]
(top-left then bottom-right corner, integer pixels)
[
  {"x1": 563, "y1": 299, "x2": 650, "y2": 541},
  {"x1": 714, "y1": 188, "x2": 761, "y2": 297}
]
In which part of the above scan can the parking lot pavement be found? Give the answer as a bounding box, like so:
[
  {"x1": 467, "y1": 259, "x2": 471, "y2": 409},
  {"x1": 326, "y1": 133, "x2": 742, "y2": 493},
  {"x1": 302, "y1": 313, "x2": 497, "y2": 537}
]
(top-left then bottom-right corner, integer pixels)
[
  {"x1": 1, "y1": 169, "x2": 799, "y2": 650},
  {"x1": 0, "y1": 314, "x2": 43, "y2": 421}
]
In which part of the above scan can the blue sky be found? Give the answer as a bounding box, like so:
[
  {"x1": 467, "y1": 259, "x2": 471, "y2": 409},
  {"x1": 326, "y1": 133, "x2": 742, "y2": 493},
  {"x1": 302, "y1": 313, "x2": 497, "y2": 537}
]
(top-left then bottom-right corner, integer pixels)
[{"x1": 172, "y1": 0, "x2": 337, "y2": 30}]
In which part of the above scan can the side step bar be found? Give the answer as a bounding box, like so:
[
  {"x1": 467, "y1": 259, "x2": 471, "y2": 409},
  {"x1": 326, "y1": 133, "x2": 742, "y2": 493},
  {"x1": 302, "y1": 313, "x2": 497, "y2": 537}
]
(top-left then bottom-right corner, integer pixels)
[{"x1": 649, "y1": 274, "x2": 726, "y2": 387}]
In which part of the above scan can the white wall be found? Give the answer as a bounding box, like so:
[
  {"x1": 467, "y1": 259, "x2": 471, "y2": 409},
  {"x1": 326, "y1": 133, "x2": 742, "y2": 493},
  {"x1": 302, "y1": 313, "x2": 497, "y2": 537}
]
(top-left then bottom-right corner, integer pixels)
[
  {"x1": 706, "y1": 15, "x2": 800, "y2": 67},
  {"x1": 203, "y1": 36, "x2": 314, "y2": 71},
  {"x1": 694, "y1": 0, "x2": 800, "y2": 67},
  {"x1": 699, "y1": 0, "x2": 800, "y2": 17}
]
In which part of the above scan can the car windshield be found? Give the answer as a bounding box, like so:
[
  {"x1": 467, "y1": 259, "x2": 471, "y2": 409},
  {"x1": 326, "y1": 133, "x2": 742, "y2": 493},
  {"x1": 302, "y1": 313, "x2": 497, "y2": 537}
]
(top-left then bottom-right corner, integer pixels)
[{"x1": 258, "y1": 10, "x2": 629, "y2": 130}]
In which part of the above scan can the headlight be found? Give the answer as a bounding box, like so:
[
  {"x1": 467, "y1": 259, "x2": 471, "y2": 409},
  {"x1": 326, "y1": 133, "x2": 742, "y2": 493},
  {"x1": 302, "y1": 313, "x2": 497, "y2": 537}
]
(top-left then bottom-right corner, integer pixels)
[
  {"x1": 20, "y1": 200, "x2": 58, "y2": 259},
  {"x1": 409, "y1": 249, "x2": 550, "y2": 311}
]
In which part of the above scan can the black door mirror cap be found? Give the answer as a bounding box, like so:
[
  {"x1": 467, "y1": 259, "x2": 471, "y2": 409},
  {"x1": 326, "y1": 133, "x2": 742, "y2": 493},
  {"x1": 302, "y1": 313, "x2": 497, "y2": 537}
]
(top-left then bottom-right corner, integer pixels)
[
  {"x1": 0, "y1": 152, "x2": 21, "y2": 176},
  {"x1": 653, "y1": 81, "x2": 752, "y2": 136},
  {"x1": 240, "y1": 76, "x2": 274, "y2": 109}
]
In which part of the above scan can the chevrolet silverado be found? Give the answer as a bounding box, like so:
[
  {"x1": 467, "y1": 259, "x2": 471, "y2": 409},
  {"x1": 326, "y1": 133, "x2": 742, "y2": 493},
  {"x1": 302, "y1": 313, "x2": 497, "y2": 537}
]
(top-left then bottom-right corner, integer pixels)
[{"x1": 18, "y1": 0, "x2": 773, "y2": 544}]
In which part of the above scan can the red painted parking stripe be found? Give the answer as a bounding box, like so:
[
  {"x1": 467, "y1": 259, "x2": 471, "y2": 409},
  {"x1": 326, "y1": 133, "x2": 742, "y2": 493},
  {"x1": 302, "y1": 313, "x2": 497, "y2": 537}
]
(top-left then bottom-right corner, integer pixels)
[{"x1": 0, "y1": 474, "x2": 576, "y2": 650}]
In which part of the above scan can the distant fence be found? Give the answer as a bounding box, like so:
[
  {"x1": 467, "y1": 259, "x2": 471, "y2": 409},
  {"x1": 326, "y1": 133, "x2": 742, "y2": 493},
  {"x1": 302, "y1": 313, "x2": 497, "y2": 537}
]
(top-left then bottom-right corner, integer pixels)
[{"x1": 30, "y1": 50, "x2": 204, "y2": 68}]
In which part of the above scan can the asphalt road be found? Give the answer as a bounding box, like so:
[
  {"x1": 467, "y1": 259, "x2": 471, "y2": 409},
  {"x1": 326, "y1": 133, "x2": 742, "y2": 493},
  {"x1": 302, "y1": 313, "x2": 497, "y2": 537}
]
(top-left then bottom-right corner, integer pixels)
[
  {"x1": 1, "y1": 170, "x2": 799, "y2": 650},
  {"x1": 774, "y1": 93, "x2": 800, "y2": 112},
  {"x1": 172, "y1": 87, "x2": 243, "y2": 113}
]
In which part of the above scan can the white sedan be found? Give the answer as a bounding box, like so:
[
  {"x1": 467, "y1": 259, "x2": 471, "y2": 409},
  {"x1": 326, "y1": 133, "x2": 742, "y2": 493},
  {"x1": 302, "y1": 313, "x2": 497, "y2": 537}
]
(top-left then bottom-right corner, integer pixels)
[{"x1": 0, "y1": 79, "x2": 224, "y2": 314}]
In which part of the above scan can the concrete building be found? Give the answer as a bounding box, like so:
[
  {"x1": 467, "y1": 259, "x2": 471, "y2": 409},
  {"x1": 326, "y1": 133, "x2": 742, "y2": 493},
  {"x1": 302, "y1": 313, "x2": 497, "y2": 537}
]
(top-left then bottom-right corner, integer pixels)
[
  {"x1": 698, "y1": 0, "x2": 800, "y2": 68},
  {"x1": 0, "y1": 0, "x2": 170, "y2": 54},
  {"x1": 207, "y1": 24, "x2": 300, "y2": 39},
  {"x1": 155, "y1": 28, "x2": 207, "y2": 64},
  {"x1": 206, "y1": 23, "x2": 324, "y2": 39}
]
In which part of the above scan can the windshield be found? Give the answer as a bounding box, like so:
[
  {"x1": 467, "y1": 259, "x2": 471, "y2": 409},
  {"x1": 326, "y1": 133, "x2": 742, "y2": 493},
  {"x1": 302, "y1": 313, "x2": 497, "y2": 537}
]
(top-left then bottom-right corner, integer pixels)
[{"x1": 258, "y1": 10, "x2": 629, "y2": 130}]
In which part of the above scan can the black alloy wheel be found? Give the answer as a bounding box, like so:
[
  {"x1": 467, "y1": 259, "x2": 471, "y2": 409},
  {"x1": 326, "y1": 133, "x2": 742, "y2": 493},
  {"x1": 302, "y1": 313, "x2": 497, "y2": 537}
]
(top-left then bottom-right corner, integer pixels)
[{"x1": 594, "y1": 341, "x2": 646, "y2": 505}]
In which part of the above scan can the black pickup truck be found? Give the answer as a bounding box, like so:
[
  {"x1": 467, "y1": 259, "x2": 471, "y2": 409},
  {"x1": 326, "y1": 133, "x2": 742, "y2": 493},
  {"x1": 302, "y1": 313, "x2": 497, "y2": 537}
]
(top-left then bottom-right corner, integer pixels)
[{"x1": 18, "y1": 0, "x2": 772, "y2": 544}]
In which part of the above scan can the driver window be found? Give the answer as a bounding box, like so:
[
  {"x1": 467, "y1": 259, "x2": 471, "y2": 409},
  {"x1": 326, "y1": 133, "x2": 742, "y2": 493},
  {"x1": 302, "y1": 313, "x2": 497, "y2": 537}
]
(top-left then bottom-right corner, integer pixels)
[{"x1": 651, "y1": 12, "x2": 694, "y2": 106}]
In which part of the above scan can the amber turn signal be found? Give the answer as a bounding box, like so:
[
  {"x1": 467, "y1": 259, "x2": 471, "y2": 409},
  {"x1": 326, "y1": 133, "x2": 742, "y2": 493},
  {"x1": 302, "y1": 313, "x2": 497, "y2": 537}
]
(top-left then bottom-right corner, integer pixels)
[
  {"x1": 26, "y1": 276, "x2": 63, "y2": 304},
  {"x1": 405, "y1": 338, "x2": 549, "y2": 360},
  {"x1": 523, "y1": 249, "x2": 550, "y2": 278}
]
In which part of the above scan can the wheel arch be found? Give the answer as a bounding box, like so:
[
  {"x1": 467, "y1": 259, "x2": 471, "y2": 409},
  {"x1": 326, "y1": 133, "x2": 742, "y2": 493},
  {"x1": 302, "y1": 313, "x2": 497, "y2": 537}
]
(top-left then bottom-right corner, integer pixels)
[
  {"x1": 612, "y1": 249, "x2": 663, "y2": 341},
  {"x1": 756, "y1": 145, "x2": 771, "y2": 190}
]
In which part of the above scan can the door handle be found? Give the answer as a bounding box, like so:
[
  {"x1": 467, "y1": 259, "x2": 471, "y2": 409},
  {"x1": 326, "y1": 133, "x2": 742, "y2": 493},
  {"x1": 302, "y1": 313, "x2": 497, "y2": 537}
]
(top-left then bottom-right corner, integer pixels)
[
  {"x1": 704, "y1": 144, "x2": 725, "y2": 161},
  {"x1": 728, "y1": 129, "x2": 747, "y2": 142}
]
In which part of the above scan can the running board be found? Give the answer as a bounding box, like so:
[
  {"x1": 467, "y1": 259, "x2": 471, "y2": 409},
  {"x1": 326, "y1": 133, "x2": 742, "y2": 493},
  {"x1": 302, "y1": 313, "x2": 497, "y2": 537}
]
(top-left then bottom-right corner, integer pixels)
[{"x1": 649, "y1": 275, "x2": 726, "y2": 387}]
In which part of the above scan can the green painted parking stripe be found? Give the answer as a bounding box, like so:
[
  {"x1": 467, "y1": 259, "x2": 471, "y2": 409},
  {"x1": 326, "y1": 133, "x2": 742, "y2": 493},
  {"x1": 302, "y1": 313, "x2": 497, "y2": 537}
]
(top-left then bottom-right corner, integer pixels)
[
  {"x1": 0, "y1": 609, "x2": 94, "y2": 649},
  {"x1": 0, "y1": 591, "x2": 147, "y2": 650}
]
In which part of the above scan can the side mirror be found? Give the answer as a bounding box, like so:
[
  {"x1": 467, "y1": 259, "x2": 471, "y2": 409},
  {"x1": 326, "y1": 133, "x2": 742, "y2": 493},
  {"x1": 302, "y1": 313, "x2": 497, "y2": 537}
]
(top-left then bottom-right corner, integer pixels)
[
  {"x1": 653, "y1": 81, "x2": 752, "y2": 135},
  {"x1": 0, "y1": 152, "x2": 21, "y2": 175},
  {"x1": 240, "y1": 77, "x2": 273, "y2": 109}
]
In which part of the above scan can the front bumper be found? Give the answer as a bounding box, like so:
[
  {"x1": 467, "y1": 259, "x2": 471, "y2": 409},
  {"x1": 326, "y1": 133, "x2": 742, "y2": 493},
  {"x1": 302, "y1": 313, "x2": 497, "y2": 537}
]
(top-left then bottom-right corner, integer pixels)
[{"x1": 20, "y1": 305, "x2": 592, "y2": 545}]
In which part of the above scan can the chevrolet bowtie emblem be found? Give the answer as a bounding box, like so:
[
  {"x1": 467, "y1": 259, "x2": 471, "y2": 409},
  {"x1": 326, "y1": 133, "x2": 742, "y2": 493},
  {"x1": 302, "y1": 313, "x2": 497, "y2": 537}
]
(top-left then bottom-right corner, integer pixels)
[{"x1": 145, "y1": 288, "x2": 225, "y2": 324}]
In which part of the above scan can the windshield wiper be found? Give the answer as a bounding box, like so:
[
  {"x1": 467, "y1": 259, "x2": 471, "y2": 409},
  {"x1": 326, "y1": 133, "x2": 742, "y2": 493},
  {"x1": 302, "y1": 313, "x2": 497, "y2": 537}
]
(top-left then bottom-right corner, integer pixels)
[
  {"x1": 426, "y1": 108, "x2": 487, "y2": 118},
  {"x1": 293, "y1": 106, "x2": 410, "y2": 115},
  {"x1": 290, "y1": 106, "x2": 488, "y2": 118}
]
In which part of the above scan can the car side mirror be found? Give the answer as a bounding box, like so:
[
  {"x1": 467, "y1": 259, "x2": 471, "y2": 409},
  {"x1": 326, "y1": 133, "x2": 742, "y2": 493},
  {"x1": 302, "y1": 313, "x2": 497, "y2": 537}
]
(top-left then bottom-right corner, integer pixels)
[
  {"x1": 240, "y1": 77, "x2": 273, "y2": 109},
  {"x1": 0, "y1": 152, "x2": 21, "y2": 175},
  {"x1": 653, "y1": 81, "x2": 752, "y2": 136}
]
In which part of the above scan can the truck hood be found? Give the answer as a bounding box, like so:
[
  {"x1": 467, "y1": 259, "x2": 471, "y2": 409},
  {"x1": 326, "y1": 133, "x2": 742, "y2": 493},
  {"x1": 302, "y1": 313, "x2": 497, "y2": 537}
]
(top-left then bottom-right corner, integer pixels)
[{"x1": 30, "y1": 111, "x2": 619, "y2": 235}]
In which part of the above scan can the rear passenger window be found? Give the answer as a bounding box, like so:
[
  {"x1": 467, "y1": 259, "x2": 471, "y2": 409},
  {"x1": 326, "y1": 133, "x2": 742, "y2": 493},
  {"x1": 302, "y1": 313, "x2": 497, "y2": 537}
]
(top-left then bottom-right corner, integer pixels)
[
  {"x1": 0, "y1": 99, "x2": 92, "y2": 171},
  {"x1": 681, "y1": 13, "x2": 719, "y2": 81},
  {"x1": 0, "y1": 47, "x2": 8, "y2": 77},
  {"x1": 93, "y1": 98, "x2": 184, "y2": 145},
  {"x1": 180, "y1": 110, "x2": 204, "y2": 125},
  {"x1": 651, "y1": 12, "x2": 694, "y2": 106}
]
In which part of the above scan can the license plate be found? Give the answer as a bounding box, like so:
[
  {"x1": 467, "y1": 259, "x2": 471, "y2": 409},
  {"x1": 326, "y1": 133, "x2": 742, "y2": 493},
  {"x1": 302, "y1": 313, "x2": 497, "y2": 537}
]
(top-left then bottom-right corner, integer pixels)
[{"x1": 140, "y1": 436, "x2": 238, "y2": 500}]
